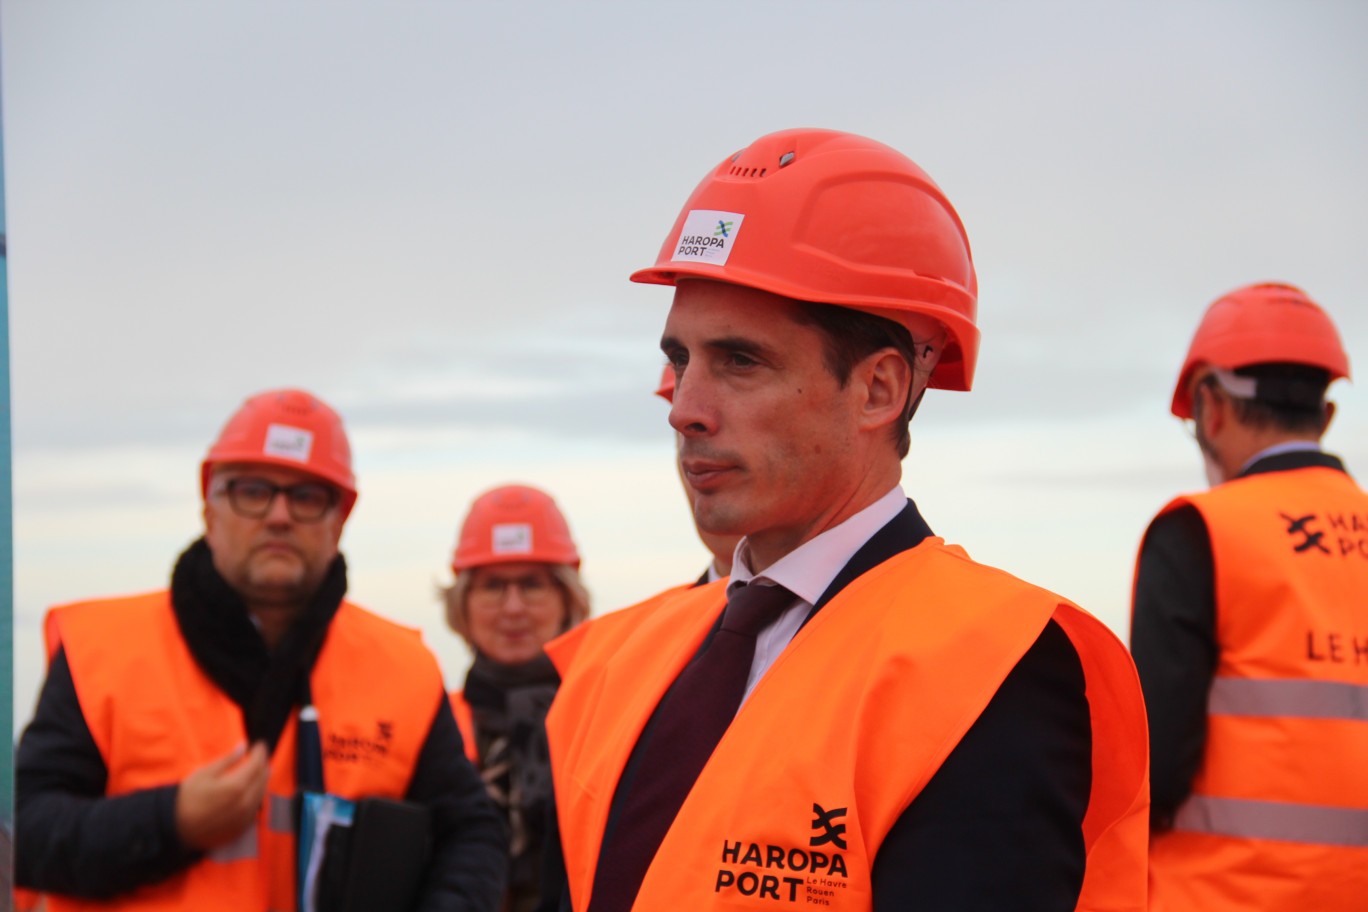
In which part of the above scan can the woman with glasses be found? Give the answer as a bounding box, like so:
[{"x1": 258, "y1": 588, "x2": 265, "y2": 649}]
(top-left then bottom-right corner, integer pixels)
[{"x1": 442, "y1": 484, "x2": 590, "y2": 912}]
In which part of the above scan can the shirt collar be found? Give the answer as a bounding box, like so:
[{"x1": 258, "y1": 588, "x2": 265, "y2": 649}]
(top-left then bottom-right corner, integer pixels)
[
  {"x1": 1238, "y1": 440, "x2": 1322, "y2": 476},
  {"x1": 730, "y1": 485, "x2": 907, "y2": 606}
]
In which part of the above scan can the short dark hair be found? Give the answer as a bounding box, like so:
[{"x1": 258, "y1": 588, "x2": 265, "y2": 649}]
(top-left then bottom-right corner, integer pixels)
[
  {"x1": 791, "y1": 300, "x2": 919, "y2": 458},
  {"x1": 1229, "y1": 363, "x2": 1331, "y2": 435}
]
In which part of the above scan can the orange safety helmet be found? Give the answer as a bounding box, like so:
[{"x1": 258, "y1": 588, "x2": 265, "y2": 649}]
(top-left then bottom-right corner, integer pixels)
[
  {"x1": 655, "y1": 364, "x2": 675, "y2": 403},
  {"x1": 1171, "y1": 282, "x2": 1351, "y2": 419},
  {"x1": 452, "y1": 484, "x2": 581, "y2": 571},
  {"x1": 201, "y1": 389, "x2": 358, "y2": 518},
  {"x1": 631, "y1": 128, "x2": 980, "y2": 391}
]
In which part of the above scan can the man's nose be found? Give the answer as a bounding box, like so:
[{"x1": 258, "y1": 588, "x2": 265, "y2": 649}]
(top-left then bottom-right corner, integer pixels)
[
  {"x1": 263, "y1": 490, "x2": 294, "y2": 523},
  {"x1": 501, "y1": 584, "x2": 529, "y2": 611},
  {"x1": 668, "y1": 368, "x2": 715, "y2": 436}
]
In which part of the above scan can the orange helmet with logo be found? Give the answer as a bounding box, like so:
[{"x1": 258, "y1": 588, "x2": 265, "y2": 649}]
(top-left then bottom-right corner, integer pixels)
[
  {"x1": 655, "y1": 364, "x2": 675, "y2": 403},
  {"x1": 631, "y1": 128, "x2": 979, "y2": 391},
  {"x1": 1171, "y1": 282, "x2": 1351, "y2": 419},
  {"x1": 201, "y1": 389, "x2": 358, "y2": 518},
  {"x1": 452, "y1": 484, "x2": 581, "y2": 571}
]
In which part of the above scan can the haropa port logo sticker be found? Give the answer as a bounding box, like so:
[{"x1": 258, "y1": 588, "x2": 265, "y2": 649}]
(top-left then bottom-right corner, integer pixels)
[{"x1": 671, "y1": 210, "x2": 746, "y2": 266}]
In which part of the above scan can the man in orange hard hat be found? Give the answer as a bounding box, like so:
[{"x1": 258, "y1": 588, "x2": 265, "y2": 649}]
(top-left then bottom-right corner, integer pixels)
[
  {"x1": 539, "y1": 128, "x2": 1149, "y2": 912},
  {"x1": 15, "y1": 389, "x2": 507, "y2": 911},
  {"x1": 1131, "y1": 283, "x2": 1366, "y2": 911}
]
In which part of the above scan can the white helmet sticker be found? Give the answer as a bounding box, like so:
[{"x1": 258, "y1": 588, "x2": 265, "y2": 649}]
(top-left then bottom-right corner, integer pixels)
[
  {"x1": 671, "y1": 210, "x2": 745, "y2": 266},
  {"x1": 492, "y1": 522, "x2": 534, "y2": 555},
  {"x1": 1209, "y1": 366, "x2": 1257, "y2": 399},
  {"x1": 263, "y1": 424, "x2": 314, "y2": 463}
]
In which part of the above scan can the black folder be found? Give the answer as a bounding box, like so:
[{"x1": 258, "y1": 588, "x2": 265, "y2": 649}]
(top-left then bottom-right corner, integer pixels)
[{"x1": 316, "y1": 797, "x2": 433, "y2": 912}]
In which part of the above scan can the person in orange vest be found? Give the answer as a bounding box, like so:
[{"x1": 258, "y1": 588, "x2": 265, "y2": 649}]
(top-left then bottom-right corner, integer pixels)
[
  {"x1": 442, "y1": 485, "x2": 591, "y2": 912},
  {"x1": 14, "y1": 389, "x2": 507, "y2": 911},
  {"x1": 1130, "y1": 283, "x2": 1365, "y2": 911},
  {"x1": 656, "y1": 365, "x2": 741, "y2": 583},
  {"x1": 538, "y1": 128, "x2": 1150, "y2": 912}
]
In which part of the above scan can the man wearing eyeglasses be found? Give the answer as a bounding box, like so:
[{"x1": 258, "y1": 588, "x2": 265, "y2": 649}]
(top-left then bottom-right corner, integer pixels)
[
  {"x1": 15, "y1": 389, "x2": 507, "y2": 911},
  {"x1": 1131, "y1": 284, "x2": 1365, "y2": 911}
]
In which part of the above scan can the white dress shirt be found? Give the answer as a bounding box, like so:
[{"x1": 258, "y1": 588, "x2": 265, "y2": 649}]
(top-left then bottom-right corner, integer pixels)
[
  {"x1": 727, "y1": 485, "x2": 910, "y2": 705},
  {"x1": 1238, "y1": 440, "x2": 1322, "y2": 475}
]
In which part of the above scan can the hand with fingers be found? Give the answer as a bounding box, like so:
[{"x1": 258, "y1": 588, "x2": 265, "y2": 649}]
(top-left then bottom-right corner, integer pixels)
[{"x1": 174, "y1": 742, "x2": 271, "y2": 850}]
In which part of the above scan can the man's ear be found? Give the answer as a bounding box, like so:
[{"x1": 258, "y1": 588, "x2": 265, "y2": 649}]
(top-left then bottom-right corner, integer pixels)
[
  {"x1": 1321, "y1": 400, "x2": 1336, "y2": 437},
  {"x1": 1198, "y1": 382, "x2": 1226, "y2": 439},
  {"x1": 857, "y1": 348, "x2": 913, "y2": 432}
]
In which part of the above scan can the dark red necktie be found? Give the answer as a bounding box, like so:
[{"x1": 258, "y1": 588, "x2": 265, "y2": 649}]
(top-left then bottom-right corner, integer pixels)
[{"x1": 587, "y1": 581, "x2": 795, "y2": 912}]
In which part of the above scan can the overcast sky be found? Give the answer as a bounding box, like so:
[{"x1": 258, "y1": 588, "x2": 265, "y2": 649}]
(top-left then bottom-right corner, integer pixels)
[{"x1": 5, "y1": 1, "x2": 1367, "y2": 728}]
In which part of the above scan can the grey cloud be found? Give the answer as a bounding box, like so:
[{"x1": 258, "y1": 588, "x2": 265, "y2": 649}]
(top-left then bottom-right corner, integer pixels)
[{"x1": 17, "y1": 482, "x2": 186, "y2": 513}]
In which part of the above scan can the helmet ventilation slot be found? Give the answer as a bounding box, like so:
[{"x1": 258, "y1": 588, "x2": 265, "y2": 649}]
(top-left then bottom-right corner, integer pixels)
[{"x1": 727, "y1": 165, "x2": 768, "y2": 178}]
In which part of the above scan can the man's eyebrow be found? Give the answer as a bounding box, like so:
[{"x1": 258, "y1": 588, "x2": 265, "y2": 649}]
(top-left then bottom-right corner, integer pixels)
[
  {"x1": 706, "y1": 336, "x2": 768, "y2": 356},
  {"x1": 660, "y1": 334, "x2": 771, "y2": 356}
]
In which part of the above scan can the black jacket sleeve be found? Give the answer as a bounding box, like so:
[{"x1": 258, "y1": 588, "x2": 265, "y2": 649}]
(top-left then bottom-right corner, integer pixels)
[
  {"x1": 870, "y1": 619, "x2": 1092, "y2": 911},
  {"x1": 406, "y1": 693, "x2": 510, "y2": 912},
  {"x1": 537, "y1": 792, "x2": 569, "y2": 912},
  {"x1": 15, "y1": 647, "x2": 202, "y2": 896},
  {"x1": 1129, "y1": 504, "x2": 1217, "y2": 829}
]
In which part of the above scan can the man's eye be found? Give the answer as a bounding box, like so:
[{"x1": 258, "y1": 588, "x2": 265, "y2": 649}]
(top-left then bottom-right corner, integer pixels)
[
  {"x1": 236, "y1": 481, "x2": 273, "y2": 499},
  {"x1": 726, "y1": 352, "x2": 758, "y2": 368},
  {"x1": 291, "y1": 486, "x2": 330, "y2": 507}
]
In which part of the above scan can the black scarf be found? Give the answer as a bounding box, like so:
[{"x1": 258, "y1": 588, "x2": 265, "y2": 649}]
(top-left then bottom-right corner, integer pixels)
[
  {"x1": 169, "y1": 537, "x2": 346, "y2": 752},
  {"x1": 463, "y1": 652, "x2": 560, "y2": 908},
  {"x1": 462, "y1": 651, "x2": 561, "y2": 778}
]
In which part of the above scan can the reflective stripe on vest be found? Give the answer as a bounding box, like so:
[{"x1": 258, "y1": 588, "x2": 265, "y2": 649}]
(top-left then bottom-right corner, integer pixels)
[
  {"x1": 1208, "y1": 676, "x2": 1368, "y2": 722},
  {"x1": 209, "y1": 826, "x2": 259, "y2": 863},
  {"x1": 45, "y1": 592, "x2": 442, "y2": 912},
  {"x1": 1174, "y1": 795, "x2": 1368, "y2": 848},
  {"x1": 1146, "y1": 467, "x2": 1368, "y2": 912},
  {"x1": 268, "y1": 794, "x2": 295, "y2": 834},
  {"x1": 547, "y1": 539, "x2": 1149, "y2": 912}
]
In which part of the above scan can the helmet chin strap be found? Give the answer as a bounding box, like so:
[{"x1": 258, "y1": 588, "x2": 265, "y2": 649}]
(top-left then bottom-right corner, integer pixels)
[
  {"x1": 904, "y1": 323, "x2": 946, "y2": 424},
  {"x1": 906, "y1": 389, "x2": 928, "y2": 424},
  {"x1": 1190, "y1": 378, "x2": 1230, "y2": 487}
]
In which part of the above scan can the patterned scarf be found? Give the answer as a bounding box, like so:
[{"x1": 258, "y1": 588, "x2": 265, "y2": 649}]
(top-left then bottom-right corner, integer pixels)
[{"x1": 463, "y1": 651, "x2": 560, "y2": 912}]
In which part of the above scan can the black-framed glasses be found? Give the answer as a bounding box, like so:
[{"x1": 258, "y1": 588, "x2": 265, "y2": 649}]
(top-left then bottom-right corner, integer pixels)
[
  {"x1": 468, "y1": 572, "x2": 558, "y2": 609},
  {"x1": 217, "y1": 477, "x2": 339, "y2": 523}
]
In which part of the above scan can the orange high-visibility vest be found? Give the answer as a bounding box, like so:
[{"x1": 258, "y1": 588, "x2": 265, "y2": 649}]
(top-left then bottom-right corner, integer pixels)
[
  {"x1": 12, "y1": 887, "x2": 42, "y2": 911},
  {"x1": 450, "y1": 691, "x2": 480, "y2": 764},
  {"x1": 457, "y1": 589, "x2": 660, "y2": 772},
  {"x1": 453, "y1": 591, "x2": 674, "y2": 764},
  {"x1": 1144, "y1": 467, "x2": 1368, "y2": 912},
  {"x1": 43, "y1": 591, "x2": 443, "y2": 912},
  {"x1": 547, "y1": 539, "x2": 1149, "y2": 911},
  {"x1": 544, "y1": 582, "x2": 696, "y2": 678}
]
